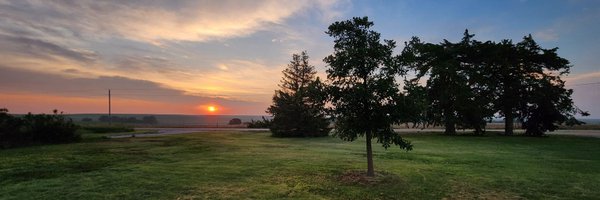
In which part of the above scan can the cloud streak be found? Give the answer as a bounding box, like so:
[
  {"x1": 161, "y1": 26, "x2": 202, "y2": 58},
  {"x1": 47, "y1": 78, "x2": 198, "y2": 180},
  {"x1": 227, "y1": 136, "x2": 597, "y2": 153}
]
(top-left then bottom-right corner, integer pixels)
[
  {"x1": 0, "y1": 34, "x2": 98, "y2": 64},
  {"x1": 0, "y1": 0, "x2": 338, "y2": 44},
  {"x1": 0, "y1": 66, "x2": 268, "y2": 114}
]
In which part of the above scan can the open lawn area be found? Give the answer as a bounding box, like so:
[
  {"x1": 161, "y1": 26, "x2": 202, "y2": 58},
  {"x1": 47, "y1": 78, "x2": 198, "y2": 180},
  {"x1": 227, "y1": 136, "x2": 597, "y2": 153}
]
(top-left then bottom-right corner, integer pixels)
[{"x1": 1, "y1": 132, "x2": 599, "y2": 199}]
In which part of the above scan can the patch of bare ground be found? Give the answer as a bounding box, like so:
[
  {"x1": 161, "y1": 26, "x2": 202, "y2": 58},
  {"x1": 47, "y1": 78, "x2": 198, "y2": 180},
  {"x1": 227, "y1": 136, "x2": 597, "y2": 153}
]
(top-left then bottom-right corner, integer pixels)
[{"x1": 338, "y1": 170, "x2": 402, "y2": 185}]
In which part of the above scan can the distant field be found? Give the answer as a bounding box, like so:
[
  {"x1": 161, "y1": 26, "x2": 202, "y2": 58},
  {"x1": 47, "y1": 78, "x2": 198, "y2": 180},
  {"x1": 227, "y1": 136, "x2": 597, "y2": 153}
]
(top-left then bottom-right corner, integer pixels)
[
  {"x1": 67, "y1": 114, "x2": 271, "y2": 127},
  {"x1": 65, "y1": 114, "x2": 600, "y2": 129},
  {"x1": 1, "y1": 131, "x2": 599, "y2": 199}
]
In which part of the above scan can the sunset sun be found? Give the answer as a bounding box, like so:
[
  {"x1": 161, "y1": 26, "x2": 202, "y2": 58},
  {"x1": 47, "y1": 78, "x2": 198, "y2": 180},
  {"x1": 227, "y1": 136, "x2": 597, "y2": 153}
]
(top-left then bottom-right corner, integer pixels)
[{"x1": 207, "y1": 106, "x2": 217, "y2": 112}]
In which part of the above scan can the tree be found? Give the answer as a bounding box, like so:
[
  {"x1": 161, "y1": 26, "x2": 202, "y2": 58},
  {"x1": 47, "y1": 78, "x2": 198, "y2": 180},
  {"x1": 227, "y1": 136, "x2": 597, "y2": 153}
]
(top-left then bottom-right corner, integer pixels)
[
  {"x1": 228, "y1": 118, "x2": 242, "y2": 125},
  {"x1": 324, "y1": 17, "x2": 412, "y2": 177},
  {"x1": 402, "y1": 35, "x2": 474, "y2": 135},
  {"x1": 486, "y1": 38, "x2": 525, "y2": 135},
  {"x1": 455, "y1": 31, "x2": 496, "y2": 135},
  {"x1": 514, "y1": 35, "x2": 587, "y2": 135},
  {"x1": 400, "y1": 79, "x2": 430, "y2": 129},
  {"x1": 404, "y1": 31, "x2": 587, "y2": 136},
  {"x1": 490, "y1": 35, "x2": 586, "y2": 135},
  {"x1": 142, "y1": 116, "x2": 158, "y2": 124},
  {"x1": 267, "y1": 51, "x2": 330, "y2": 137}
]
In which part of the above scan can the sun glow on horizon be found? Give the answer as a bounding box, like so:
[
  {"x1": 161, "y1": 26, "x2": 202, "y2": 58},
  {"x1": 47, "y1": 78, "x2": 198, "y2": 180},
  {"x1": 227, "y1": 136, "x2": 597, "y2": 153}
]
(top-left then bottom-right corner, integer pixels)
[{"x1": 208, "y1": 106, "x2": 217, "y2": 112}]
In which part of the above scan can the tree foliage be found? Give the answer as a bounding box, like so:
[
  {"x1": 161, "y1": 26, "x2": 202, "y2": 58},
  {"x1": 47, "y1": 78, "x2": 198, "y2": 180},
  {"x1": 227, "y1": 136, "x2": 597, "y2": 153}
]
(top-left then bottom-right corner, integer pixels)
[
  {"x1": 324, "y1": 16, "x2": 412, "y2": 176},
  {"x1": 401, "y1": 31, "x2": 493, "y2": 135},
  {"x1": 267, "y1": 51, "x2": 330, "y2": 137},
  {"x1": 402, "y1": 30, "x2": 587, "y2": 136},
  {"x1": 228, "y1": 118, "x2": 242, "y2": 125}
]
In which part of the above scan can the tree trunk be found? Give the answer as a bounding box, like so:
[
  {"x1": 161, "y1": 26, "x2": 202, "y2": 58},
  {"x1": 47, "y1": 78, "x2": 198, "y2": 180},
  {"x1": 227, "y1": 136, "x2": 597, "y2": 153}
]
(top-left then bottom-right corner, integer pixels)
[
  {"x1": 443, "y1": 106, "x2": 456, "y2": 135},
  {"x1": 474, "y1": 125, "x2": 483, "y2": 135},
  {"x1": 444, "y1": 118, "x2": 456, "y2": 135},
  {"x1": 504, "y1": 111, "x2": 514, "y2": 135},
  {"x1": 366, "y1": 130, "x2": 375, "y2": 177}
]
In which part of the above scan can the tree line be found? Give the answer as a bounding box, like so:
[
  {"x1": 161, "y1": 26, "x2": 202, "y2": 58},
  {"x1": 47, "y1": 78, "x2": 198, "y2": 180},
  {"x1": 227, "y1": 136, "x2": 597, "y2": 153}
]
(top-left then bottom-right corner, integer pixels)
[
  {"x1": 401, "y1": 30, "x2": 588, "y2": 136},
  {"x1": 268, "y1": 16, "x2": 588, "y2": 176},
  {"x1": 98, "y1": 115, "x2": 158, "y2": 124}
]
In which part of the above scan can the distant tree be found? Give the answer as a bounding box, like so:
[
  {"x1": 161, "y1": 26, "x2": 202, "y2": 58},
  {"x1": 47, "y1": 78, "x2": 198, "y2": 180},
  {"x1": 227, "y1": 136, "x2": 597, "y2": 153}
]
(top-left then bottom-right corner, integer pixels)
[
  {"x1": 247, "y1": 117, "x2": 273, "y2": 128},
  {"x1": 142, "y1": 116, "x2": 158, "y2": 124},
  {"x1": 228, "y1": 118, "x2": 242, "y2": 125},
  {"x1": 126, "y1": 117, "x2": 137, "y2": 123},
  {"x1": 81, "y1": 118, "x2": 93, "y2": 122},
  {"x1": 267, "y1": 51, "x2": 330, "y2": 137},
  {"x1": 98, "y1": 116, "x2": 109, "y2": 122},
  {"x1": 324, "y1": 17, "x2": 412, "y2": 176}
]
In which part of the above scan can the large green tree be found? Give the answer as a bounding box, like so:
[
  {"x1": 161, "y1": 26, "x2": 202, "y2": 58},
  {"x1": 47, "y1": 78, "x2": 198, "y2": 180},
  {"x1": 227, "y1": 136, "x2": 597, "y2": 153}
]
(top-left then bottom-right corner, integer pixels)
[
  {"x1": 513, "y1": 35, "x2": 586, "y2": 135},
  {"x1": 488, "y1": 35, "x2": 587, "y2": 135},
  {"x1": 401, "y1": 33, "x2": 478, "y2": 135},
  {"x1": 404, "y1": 31, "x2": 587, "y2": 136},
  {"x1": 324, "y1": 17, "x2": 412, "y2": 176},
  {"x1": 267, "y1": 51, "x2": 330, "y2": 137}
]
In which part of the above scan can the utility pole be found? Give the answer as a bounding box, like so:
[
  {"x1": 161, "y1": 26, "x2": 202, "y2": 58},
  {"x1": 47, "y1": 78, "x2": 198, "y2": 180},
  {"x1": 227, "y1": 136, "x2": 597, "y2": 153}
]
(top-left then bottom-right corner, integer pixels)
[{"x1": 108, "y1": 89, "x2": 112, "y2": 126}]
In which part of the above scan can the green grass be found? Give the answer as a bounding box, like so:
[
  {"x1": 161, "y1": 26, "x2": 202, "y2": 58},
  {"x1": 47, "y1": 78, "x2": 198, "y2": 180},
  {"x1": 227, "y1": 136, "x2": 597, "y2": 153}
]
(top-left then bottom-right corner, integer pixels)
[
  {"x1": 1, "y1": 132, "x2": 599, "y2": 199},
  {"x1": 79, "y1": 129, "x2": 158, "y2": 140}
]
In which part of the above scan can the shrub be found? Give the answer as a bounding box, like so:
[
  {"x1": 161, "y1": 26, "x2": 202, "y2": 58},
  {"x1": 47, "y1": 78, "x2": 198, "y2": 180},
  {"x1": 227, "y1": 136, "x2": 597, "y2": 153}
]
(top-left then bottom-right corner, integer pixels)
[
  {"x1": 247, "y1": 117, "x2": 272, "y2": 128},
  {"x1": 0, "y1": 108, "x2": 24, "y2": 148},
  {"x1": 228, "y1": 118, "x2": 242, "y2": 125},
  {"x1": 0, "y1": 109, "x2": 81, "y2": 148}
]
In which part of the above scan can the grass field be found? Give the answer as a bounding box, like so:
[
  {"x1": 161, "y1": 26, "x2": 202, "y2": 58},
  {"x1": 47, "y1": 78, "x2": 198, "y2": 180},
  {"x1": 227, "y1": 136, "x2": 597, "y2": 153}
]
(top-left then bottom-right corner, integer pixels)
[{"x1": 1, "y1": 132, "x2": 599, "y2": 199}]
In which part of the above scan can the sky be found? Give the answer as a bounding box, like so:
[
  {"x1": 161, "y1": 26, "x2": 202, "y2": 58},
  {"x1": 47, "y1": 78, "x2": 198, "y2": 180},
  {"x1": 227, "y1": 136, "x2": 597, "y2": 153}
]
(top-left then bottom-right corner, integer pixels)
[{"x1": 0, "y1": 0, "x2": 598, "y2": 117}]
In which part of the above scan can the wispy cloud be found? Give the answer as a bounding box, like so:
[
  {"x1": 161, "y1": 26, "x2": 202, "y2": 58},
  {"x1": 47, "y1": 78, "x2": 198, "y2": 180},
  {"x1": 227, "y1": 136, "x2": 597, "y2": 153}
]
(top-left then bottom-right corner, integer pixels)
[
  {"x1": 564, "y1": 71, "x2": 600, "y2": 84},
  {"x1": 534, "y1": 28, "x2": 559, "y2": 41},
  {"x1": 0, "y1": 34, "x2": 98, "y2": 64},
  {"x1": 0, "y1": 0, "x2": 340, "y2": 44}
]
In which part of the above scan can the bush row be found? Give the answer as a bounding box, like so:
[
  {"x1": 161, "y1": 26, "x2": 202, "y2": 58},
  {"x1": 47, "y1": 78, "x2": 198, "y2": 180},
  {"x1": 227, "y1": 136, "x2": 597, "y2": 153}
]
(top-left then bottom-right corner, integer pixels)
[{"x1": 0, "y1": 108, "x2": 80, "y2": 149}]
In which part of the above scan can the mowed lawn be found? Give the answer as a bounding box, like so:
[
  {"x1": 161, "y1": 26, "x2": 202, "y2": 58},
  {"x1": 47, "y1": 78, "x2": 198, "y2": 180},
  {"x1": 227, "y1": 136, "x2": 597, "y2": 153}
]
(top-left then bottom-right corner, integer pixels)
[{"x1": 1, "y1": 132, "x2": 599, "y2": 199}]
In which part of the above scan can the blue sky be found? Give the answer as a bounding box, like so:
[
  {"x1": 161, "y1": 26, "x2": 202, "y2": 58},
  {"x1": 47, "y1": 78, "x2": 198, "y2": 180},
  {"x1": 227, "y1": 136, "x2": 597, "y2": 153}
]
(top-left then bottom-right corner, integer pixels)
[{"x1": 0, "y1": 0, "x2": 598, "y2": 117}]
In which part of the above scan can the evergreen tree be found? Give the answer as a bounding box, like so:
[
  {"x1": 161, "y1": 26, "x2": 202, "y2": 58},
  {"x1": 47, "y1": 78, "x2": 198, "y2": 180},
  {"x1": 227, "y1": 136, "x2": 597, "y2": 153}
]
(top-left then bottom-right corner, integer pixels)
[
  {"x1": 514, "y1": 35, "x2": 587, "y2": 135},
  {"x1": 402, "y1": 36, "x2": 473, "y2": 134},
  {"x1": 267, "y1": 51, "x2": 330, "y2": 137},
  {"x1": 487, "y1": 35, "x2": 587, "y2": 135},
  {"x1": 404, "y1": 32, "x2": 588, "y2": 136}
]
